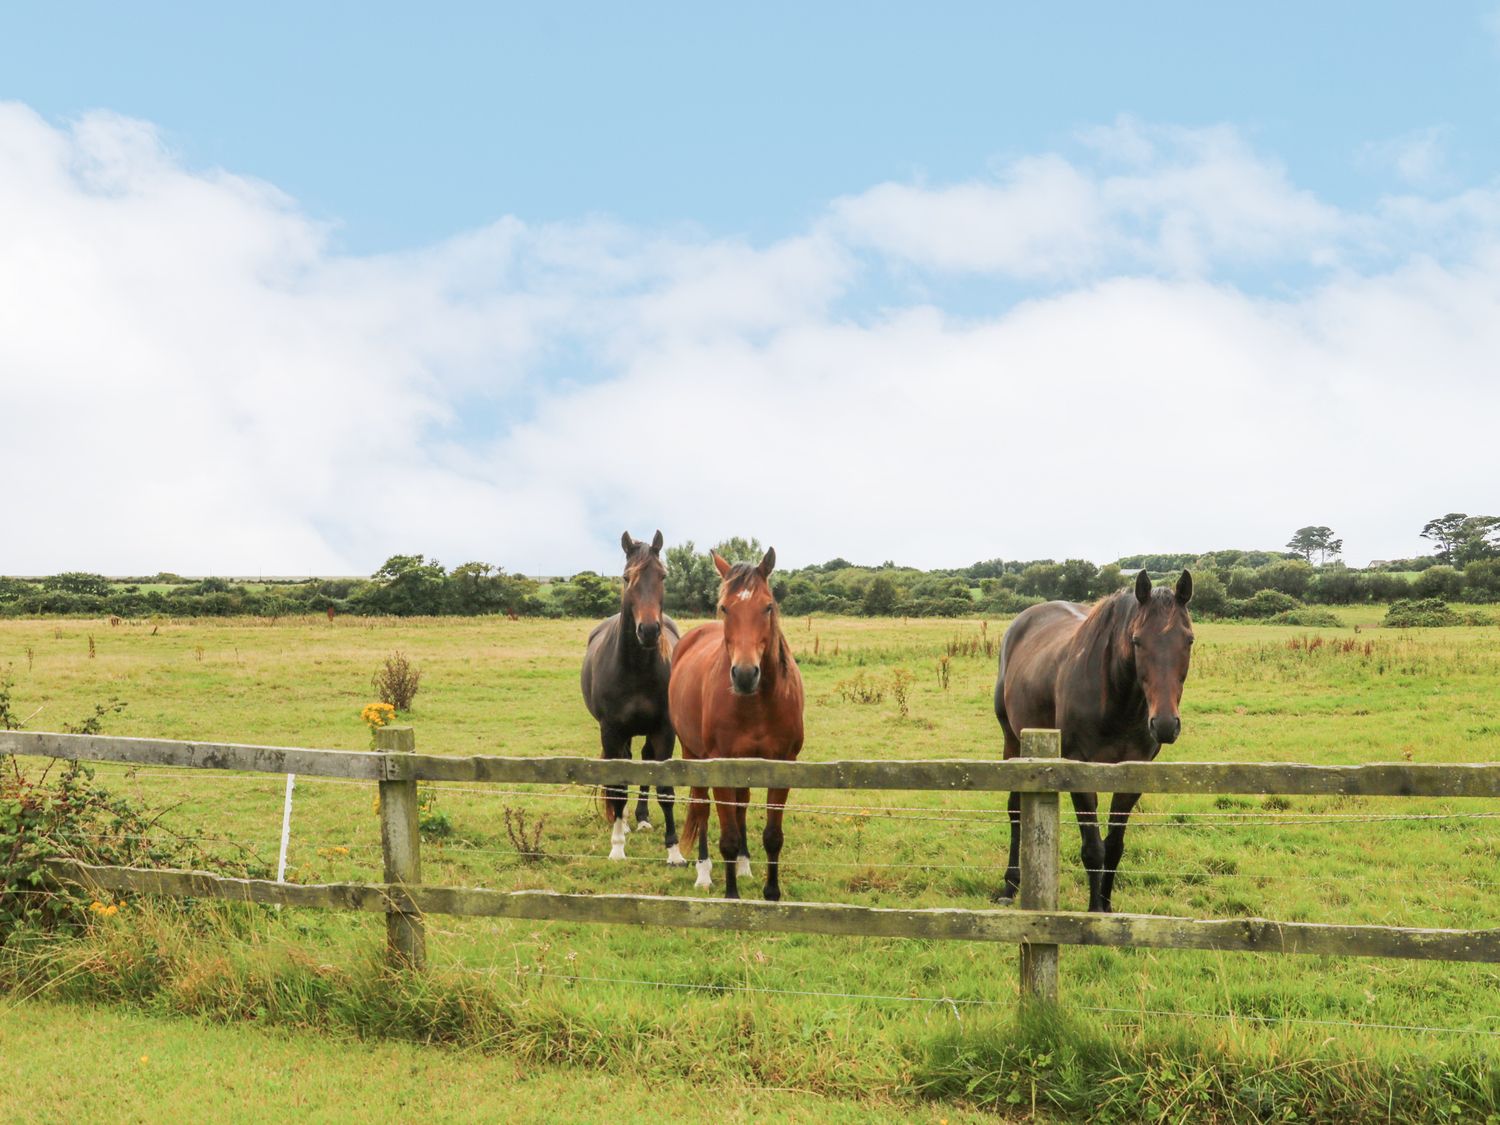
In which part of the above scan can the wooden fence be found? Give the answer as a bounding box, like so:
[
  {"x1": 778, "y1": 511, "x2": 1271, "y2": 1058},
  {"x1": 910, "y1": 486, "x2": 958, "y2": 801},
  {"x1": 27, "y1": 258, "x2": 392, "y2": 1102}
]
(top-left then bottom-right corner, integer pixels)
[{"x1": 4, "y1": 727, "x2": 1500, "y2": 1001}]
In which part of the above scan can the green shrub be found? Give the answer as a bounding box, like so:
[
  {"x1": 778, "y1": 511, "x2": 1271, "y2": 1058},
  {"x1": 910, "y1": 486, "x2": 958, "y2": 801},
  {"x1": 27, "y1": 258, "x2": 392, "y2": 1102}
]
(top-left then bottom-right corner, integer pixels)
[
  {"x1": 1231, "y1": 590, "x2": 1301, "y2": 619},
  {"x1": 1383, "y1": 598, "x2": 1461, "y2": 627},
  {"x1": 1267, "y1": 608, "x2": 1342, "y2": 627},
  {"x1": 1412, "y1": 566, "x2": 1465, "y2": 601}
]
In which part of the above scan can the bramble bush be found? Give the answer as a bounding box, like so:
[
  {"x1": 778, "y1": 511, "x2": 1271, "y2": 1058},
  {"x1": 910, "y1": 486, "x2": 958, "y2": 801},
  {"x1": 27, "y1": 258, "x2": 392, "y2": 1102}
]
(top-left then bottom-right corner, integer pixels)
[{"x1": 1, "y1": 676, "x2": 257, "y2": 938}]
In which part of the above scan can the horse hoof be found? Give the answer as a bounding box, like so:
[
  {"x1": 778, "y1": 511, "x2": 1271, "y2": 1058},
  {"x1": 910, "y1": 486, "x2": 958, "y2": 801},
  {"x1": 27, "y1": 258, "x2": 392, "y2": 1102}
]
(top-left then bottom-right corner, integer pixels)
[
  {"x1": 694, "y1": 858, "x2": 712, "y2": 889},
  {"x1": 991, "y1": 891, "x2": 1016, "y2": 906},
  {"x1": 636, "y1": 820, "x2": 653, "y2": 832},
  {"x1": 608, "y1": 846, "x2": 626, "y2": 861},
  {"x1": 735, "y1": 857, "x2": 752, "y2": 878},
  {"x1": 665, "y1": 845, "x2": 687, "y2": 867},
  {"x1": 762, "y1": 884, "x2": 781, "y2": 902}
]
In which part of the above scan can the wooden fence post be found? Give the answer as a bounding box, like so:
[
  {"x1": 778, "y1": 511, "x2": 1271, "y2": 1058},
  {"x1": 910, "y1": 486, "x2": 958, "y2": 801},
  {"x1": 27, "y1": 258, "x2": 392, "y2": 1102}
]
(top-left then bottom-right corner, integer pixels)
[
  {"x1": 377, "y1": 725, "x2": 425, "y2": 970},
  {"x1": 1018, "y1": 728, "x2": 1061, "y2": 1002}
]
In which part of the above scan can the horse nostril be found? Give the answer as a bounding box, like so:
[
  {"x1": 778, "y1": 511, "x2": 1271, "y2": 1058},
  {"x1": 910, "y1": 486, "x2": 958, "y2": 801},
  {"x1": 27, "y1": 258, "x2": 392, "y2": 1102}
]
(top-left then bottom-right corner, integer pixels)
[
  {"x1": 637, "y1": 622, "x2": 660, "y2": 646},
  {"x1": 731, "y1": 665, "x2": 761, "y2": 694},
  {"x1": 1151, "y1": 716, "x2": 1182, "y2": 744}
]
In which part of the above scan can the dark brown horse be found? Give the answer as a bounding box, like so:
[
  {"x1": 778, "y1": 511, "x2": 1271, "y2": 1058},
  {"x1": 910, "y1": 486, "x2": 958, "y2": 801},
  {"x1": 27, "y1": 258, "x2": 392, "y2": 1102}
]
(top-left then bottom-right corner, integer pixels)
[
  {"x1": 994, "y1": 570, "x2": 1194, "y2": 912},
  {"x1": 581, "y1": 530, "x2": 684, "y2": 865},
  {"x1": 670, "y1": 548, "x2": 804, "y2": 900}
]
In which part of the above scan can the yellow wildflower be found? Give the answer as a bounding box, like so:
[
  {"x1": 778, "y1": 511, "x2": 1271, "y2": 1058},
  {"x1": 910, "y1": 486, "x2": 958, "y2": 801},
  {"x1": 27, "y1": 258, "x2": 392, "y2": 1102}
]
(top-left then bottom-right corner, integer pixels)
[{"x1": 361, "y1": 701, "x2": 396, "y2": 728}]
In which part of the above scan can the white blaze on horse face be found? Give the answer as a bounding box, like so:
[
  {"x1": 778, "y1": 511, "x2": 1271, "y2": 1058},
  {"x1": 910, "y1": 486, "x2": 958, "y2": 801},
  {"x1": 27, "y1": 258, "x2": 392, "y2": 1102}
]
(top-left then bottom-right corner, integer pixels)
[
  {"x1": 736, "y1": 856, "x2": 752, "y2": 878},
  {"x1": 737, "y1": 589, "x2": 752, "y2": 601},
  {"x1": 695, "y1": 858, "x2": 713, "y2": 888},
  {"x1": 609, "y1": 817, "x2": 628, "y2": 861}
]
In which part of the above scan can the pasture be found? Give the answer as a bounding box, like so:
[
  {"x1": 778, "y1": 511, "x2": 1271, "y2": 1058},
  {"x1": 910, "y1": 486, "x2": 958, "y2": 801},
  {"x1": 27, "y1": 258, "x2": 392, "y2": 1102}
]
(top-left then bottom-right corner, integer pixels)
[{"x1": 3, "y1": 610, "x2": 1500, "y2": 1120}]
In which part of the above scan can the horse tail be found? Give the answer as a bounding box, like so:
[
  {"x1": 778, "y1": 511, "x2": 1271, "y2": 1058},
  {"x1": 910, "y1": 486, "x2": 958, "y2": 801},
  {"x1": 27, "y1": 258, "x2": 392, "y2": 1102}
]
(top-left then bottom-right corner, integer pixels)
[
  {"x1": 596, "y1": 786, "x2": 616, "y2": 823},
  {"x1": 677, "y1": 786, "x2": 710, "y2": 852}
]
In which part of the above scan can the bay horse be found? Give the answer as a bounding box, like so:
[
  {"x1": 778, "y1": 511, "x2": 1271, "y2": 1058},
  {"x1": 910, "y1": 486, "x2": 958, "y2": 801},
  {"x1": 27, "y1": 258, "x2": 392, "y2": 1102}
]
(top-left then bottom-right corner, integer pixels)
[
  {"x1": 581, "y1": 530, "x2": 684, "y2": 865},
  {"x1": 670, "y1": 548, "x2": 804, "y2": 900},
  {"x1": 994, "y1": 570, "x2": 1194, "y2": 912}
]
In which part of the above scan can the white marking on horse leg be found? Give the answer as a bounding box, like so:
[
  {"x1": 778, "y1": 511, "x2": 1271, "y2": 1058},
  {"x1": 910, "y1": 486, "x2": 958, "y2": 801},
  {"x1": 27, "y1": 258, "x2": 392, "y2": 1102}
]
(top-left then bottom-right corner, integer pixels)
[
  {"x1": 608, "y1": 818, "x2": 628, "y2": 861},
  {"x1": 736, "y1": 856, "x2": 752, "y2": 878},
  {"x1": 666, "y1": 844, "x2": 687, "y2": 867},
  {"x1": 636, "y1": 819, "x2": 653, "y2": 832},
  {"x1": 695, "y1": 858, "x2": 713, "y2": 888}
]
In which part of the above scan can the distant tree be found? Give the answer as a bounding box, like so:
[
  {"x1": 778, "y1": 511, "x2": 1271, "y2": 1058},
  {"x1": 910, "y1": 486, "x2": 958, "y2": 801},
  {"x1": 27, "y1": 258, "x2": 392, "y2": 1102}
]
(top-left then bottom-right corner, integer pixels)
[
  {"x1": 664, "y1": 541, "x2": 718, "y2": 614},
  {"x1": 861, "y1": 576, "x2": 900, "y2": 615},
  {"x1": 1286, "y1": 526, "x2": 1342, "y2": 565},
  {"x1": 1413, "y1": 565, "x2": 1465, "y2": 601},
  {"x1": 41, "y1": 572, "x2": 113, "y2": 597},
  {"x1": 663, "y1": 536, "x2": 763, "y2": 616},
  {"x1": 362, "y1": 554, "x2": 447, "y2": 615},
  {"x1": 1057, "y1": 559, "x2": 1099, "y2": 602},
  {"x1": 1421, "y1": 513, "x2": 1499, "y2": 566},
  {"x1": 555, "y1": 571, "x2": 619, "y2": 618}
]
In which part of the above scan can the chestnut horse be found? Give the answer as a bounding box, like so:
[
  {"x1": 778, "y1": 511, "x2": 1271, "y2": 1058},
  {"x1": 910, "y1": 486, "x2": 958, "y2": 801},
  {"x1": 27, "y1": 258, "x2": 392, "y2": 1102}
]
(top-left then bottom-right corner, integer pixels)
[
  {"x1": 994, "y1": 570, "x2": 1194, "y2": 912},
  {"x1": 670, "y1": 548, "x2": 804, "y2": 900},
  {"x1": 581, "y1": 530, "x2": 684, "y2": 865}
]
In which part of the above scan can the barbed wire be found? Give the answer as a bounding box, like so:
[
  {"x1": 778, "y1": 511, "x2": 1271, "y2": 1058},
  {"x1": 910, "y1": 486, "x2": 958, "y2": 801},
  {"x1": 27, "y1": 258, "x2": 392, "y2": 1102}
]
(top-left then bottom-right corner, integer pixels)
[{"x1": 114, "y1": 769, "x2": 1500, "y2": 828}]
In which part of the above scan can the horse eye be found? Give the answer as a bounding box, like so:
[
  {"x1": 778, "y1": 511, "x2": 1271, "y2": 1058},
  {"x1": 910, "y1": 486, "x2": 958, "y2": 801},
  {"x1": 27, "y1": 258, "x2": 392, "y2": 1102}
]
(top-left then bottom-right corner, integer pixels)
[
  {"x1": 763, "y1": 604, "x2": 773, "y2": 615},
  {"x1": 1130, "y1": 636, "x2": 1141, "y2": 647}
]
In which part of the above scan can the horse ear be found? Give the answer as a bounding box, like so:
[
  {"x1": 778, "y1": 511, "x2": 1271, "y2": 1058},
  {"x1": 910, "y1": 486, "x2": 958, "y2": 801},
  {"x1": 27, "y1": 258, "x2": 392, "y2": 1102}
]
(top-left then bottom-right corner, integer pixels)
[
  {"x1": 1135, "y1": 570, "x2": 1152, "y2": 605},
  {"x1": 758, "y1": 547, "x2": 776, "y2": 578},
  {"x1": 711, "y1": 551, "x2": 732, "y2": 578},
  {"x1": 650, "y1": 530, "x2": 663, "y2": 555},
  {"x1": 1175, "y1": 570, "x2": 1193, "y2": 605},
  {"x1": 621, "y1": 531, "x2": 636, "y2": 555}
]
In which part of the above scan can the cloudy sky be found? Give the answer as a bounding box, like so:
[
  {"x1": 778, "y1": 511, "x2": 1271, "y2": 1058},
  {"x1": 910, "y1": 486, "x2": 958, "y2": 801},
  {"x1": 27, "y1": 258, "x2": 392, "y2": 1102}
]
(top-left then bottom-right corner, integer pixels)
[{"x1": 3, "y1": 3, "x2": 1499, "y2": 576}]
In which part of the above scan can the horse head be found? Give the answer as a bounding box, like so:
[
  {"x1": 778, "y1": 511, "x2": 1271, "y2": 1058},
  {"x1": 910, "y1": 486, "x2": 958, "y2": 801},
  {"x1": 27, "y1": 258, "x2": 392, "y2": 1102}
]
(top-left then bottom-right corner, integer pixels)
[
  {"x1": 1127, "y1": 570, "x2": 1194, "y2": 744},
  {"x1": 620, "y1": 529, "x2": 667, "y2": 649},
  {"x1": 712, "y1": 547, "x2": 779, "y2": 695}
]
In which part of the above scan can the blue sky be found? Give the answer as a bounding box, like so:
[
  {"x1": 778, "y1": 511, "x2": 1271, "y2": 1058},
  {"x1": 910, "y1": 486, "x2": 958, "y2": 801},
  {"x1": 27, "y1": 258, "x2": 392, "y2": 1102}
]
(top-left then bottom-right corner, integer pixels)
[
  {"x1": 3, "y1": 5, "x2": 1500, "y2": 575},
  {"x1": 7, "y1": 3, "x2": 1497, "y2": 254}
]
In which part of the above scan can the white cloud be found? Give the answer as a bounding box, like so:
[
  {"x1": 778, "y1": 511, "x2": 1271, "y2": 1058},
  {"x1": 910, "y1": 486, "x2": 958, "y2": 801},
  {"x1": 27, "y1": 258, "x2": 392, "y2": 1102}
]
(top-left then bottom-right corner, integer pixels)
[{"x1": 3, "y1": 102, "x2": 1499, "y2": 577}]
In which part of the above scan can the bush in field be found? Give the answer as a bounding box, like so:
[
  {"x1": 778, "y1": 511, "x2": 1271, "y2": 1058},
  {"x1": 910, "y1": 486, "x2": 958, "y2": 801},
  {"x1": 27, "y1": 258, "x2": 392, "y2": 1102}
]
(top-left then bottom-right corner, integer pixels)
[
  {"x1": 1267, "y1": 608, "x2": 1342, "y2": 627},
  {"x1": 372, "y1": 651, "x2": 422, "y2": 711},
  {"x1": 1232, "y1": 590, "x2": 1301, "y2": 619},
  {"x1": 1465, "y1": 558, "x2": 1500, "y2": 602},
  {"x1": 1413, "y1": 565, "x2": 1465, "y2": 601},
  {"x1": 1383, "y1": 598, "x2": 1462, "y2": 628}
]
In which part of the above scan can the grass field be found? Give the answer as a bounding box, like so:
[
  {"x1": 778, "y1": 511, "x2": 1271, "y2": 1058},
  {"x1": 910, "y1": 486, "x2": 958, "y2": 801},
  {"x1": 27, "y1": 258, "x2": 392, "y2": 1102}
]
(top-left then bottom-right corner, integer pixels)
[{"x1": 2, "y1": 610, "x2": 1499, "y2": 1121}]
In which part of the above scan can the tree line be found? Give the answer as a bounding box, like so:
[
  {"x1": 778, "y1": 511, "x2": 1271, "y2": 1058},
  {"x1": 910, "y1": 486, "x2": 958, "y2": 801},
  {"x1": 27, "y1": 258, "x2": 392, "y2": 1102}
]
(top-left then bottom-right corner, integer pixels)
[{"x1": 1, "y1": 514, "x2": 1495, "y2": 620}]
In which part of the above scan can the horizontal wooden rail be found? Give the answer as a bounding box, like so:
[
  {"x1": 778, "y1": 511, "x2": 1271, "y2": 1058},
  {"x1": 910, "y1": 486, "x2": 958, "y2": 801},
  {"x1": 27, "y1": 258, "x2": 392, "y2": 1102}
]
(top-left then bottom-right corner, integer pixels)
[
  {"x1": 47, "y1": 860, "x2": 1500, "y2": 963},
  {"x1": 9, "y1": 731, "x2": 1500, "y2": 797}
]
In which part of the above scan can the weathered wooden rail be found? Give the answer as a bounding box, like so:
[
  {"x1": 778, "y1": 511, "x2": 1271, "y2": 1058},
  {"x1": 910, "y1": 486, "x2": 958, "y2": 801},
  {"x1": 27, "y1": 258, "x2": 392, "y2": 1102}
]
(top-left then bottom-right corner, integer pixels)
[{"x1": 4, "y1": 727, "x2": 1499, "y2": 1000}]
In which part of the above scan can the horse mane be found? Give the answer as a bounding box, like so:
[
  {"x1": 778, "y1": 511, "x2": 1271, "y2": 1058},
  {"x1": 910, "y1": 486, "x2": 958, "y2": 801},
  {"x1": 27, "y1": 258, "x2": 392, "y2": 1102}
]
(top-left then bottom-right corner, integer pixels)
[{"x1": 720, "y1": 563, "x2": 791, "y2": 676}]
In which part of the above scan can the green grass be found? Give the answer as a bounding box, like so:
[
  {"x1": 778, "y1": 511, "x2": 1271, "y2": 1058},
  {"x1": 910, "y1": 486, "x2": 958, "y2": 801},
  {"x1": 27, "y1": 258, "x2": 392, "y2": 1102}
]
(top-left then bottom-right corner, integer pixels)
[
  {"x1": 0, "y1": 995, "x2": 972, "y2": 1124},
  {"x1": 3, "y1": 612, "x2": 1500, "y2": 1120}
]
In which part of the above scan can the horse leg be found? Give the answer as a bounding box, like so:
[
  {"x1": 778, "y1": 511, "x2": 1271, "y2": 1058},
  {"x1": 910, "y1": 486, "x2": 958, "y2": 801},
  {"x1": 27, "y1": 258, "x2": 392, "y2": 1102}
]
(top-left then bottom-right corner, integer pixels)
[
  {"x1": 600, "y1": 726, "x2": 631, "y2": 860},
  {"x1": 1071, "y1": 791, "x2": 1105, "y2": 912},
  {"x1": 734, "y1": 786, "x2": 752, "y2": 879},
  {"x1": 690, "y1": 786, "x2": 713, "y2": 888},
  {"x1": 648, "y1": 728, "x2": 683, "y2": 866},
  {"x1": 996, "y1": 790, "x2": 1021, "y2": 902},
  {"x1": 762, "y1": 787, "x2": 788, "y2": 901},
  {"x1": 713, "y1": 786, "x2": 743, "y2": 899},
  {"x1": 634, "y1": 783, "x2": 653, "y2": 833},
  {"x1": 1098, "y1": 792, "x2": 1142, "y2": 913}
]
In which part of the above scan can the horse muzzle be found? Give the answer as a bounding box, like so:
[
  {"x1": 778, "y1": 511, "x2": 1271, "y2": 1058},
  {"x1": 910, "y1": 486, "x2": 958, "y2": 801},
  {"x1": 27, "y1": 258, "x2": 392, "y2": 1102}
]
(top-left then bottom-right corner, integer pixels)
[
  {"x1": 635, "y1": 621, "x2": 661, "y2": 648},
  {"x1": 730, "y1": 665, "x2": 761, "y2": 695},
  {"x1": 1149, "y1": 715, "x2": 1181, "y2": 744}
]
